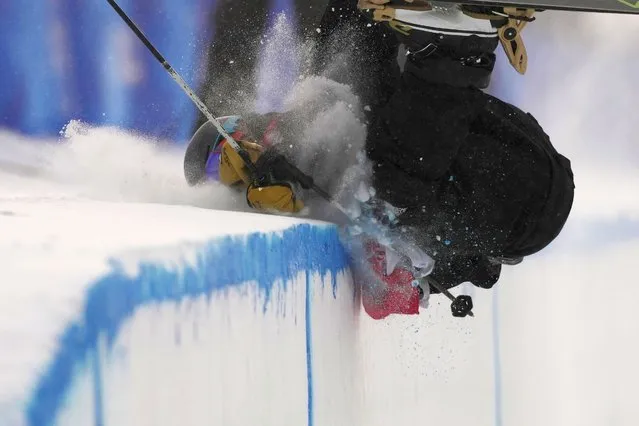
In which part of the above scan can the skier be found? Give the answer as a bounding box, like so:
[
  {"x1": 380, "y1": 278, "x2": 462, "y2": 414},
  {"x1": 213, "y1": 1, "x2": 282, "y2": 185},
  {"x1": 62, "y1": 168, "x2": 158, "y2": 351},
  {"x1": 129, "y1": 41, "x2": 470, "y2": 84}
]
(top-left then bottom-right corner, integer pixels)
[{"x1": 184, "y1": 1, "x2": 575, "y2": 319}]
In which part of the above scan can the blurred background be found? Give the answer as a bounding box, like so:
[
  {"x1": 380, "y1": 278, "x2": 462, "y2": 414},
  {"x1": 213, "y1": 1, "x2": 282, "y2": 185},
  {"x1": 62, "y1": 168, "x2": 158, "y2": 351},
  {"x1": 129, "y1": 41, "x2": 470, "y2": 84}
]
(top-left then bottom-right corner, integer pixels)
[{"x1": 0, "y1": 0, "x2": 327, "y2": 142}]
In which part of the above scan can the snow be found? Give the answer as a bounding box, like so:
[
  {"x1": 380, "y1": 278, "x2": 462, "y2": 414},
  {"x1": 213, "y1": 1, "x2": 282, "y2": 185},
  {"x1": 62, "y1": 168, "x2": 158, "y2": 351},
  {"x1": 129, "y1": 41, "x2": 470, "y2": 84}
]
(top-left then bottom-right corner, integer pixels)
[
  {"x1": 0, "y1": 124, "x2": 497, "y2": 426},
  {"x1": 0, "y1": 123, "x2": 239, "y2": 211},
  {"x1": 0, "y1": 198, "x2": 329, "y2": 424},
  {"x1": 0, "y1": 125, "x2": 343, "y2": 425}
]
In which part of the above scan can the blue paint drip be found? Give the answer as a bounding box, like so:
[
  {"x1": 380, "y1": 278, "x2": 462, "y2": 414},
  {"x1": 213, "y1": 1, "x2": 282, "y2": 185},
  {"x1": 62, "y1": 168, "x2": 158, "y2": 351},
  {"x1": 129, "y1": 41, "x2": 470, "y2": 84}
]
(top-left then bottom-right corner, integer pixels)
[
  {"x1": 26, "y1": 224, "x2": 348, "y2": 426},
  {"x1": 305, "y1": 269, "x2": 314, "y2": 426},
  {"x1": 91, "y1": 348, "x2": 104, "y2": 426}
]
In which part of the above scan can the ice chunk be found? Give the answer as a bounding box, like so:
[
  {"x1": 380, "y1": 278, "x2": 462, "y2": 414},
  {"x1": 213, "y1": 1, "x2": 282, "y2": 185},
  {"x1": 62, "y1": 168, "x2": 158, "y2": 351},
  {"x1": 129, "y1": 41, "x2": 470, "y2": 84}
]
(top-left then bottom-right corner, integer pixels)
[
  {"x1": 354, "y1": 181, "x2": 371, "y2": 203},
  {"x1": 385, "y1": 247, "x2": 402, "y2": 275}
]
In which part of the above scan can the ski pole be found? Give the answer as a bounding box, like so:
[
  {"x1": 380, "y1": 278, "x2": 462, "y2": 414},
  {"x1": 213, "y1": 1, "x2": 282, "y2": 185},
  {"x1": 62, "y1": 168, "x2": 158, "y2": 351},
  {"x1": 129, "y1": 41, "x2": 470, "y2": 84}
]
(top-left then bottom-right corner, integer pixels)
[{"x1": 105, "y1": 0, "x2": 259, "y2": 180}]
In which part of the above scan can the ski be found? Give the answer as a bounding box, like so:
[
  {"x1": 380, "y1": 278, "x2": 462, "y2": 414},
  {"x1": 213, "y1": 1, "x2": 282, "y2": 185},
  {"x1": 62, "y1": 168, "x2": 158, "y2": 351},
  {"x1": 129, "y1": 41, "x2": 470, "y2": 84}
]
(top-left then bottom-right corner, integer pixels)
[{"x1": 389, "y1": 0, "x2": 639, "y2": 14}]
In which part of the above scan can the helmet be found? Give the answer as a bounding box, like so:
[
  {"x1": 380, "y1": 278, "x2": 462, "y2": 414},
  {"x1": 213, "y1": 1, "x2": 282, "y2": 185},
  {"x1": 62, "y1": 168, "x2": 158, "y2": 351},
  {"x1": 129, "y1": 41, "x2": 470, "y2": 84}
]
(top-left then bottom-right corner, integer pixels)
[{"x1": 183, "y1": 115, "x2": 244, "y2": 186}]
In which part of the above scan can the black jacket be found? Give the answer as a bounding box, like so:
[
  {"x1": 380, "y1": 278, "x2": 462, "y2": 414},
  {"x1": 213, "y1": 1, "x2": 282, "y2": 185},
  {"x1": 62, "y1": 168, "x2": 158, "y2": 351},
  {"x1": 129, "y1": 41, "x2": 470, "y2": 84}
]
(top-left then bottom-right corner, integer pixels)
[
  {"x1": 367, "y1": 71, "x2": 574, "y2": 290},
  {"x1": 311, "y1": 0, "x2": 575, "y2": 291}
]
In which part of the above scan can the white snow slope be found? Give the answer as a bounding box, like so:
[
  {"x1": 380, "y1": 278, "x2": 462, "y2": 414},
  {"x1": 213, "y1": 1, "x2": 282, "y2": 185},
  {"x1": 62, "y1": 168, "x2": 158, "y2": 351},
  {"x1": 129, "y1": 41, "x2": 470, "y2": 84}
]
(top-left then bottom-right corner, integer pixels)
[
  {"x1": 488, "y1": 11, "x2": 639, "y2": 426},
  {"x1": 0, "y1": 123, "x2": 495, "y2": 426}
]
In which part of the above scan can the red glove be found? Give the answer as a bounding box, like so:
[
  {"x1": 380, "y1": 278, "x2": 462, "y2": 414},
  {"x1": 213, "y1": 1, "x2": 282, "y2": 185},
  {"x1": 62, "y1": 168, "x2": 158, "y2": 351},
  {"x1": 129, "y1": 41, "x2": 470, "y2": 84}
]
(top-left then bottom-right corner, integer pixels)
[{"x1": 359, "y1": 240, "x2": 421, "y2": 320}]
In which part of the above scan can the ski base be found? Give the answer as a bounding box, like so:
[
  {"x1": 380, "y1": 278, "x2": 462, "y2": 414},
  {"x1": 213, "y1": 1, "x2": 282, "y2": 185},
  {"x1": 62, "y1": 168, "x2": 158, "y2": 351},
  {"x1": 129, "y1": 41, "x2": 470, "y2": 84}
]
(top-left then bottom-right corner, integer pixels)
[{"x1": 392, "y1": 0, "x2": 639, "y2": 14}]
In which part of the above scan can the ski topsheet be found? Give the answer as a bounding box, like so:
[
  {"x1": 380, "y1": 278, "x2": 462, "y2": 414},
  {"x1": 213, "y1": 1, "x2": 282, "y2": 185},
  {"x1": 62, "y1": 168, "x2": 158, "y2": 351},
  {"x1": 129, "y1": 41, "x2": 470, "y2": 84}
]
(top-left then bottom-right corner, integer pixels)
[{"x1": 437, "y1": 0, "x2": 639, "y2": 14}]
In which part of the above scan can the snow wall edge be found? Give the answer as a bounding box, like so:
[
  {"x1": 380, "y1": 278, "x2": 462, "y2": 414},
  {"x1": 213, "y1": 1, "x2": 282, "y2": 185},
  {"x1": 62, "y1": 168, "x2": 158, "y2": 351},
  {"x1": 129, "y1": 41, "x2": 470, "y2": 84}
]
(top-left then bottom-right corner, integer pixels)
[{"x1": 25, "y1": 223, "x2": 356, "y2": 426}]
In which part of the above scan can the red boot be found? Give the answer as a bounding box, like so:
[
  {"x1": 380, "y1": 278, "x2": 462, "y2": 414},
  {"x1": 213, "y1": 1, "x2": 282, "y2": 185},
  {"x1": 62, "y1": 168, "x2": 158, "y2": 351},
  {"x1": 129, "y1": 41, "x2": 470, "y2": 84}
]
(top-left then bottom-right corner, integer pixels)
[{"x1": 359, "y1": 240, "x2": 422, "y2": 320}]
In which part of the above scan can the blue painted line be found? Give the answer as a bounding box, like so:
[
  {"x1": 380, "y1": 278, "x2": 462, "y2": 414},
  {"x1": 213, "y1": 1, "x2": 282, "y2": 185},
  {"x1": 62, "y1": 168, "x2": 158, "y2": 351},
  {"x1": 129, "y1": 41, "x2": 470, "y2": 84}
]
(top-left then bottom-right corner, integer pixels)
[
  {"x1": 26, "y1": 224, "x2": 349, "y2": 426},
  {"x1": 91, "y1": 347, "x2": 104, "y2": 426},
  {"x1": 305, "y1": 269, "x2": 314, "y2": 426},
  {"x1": 492, "y1": 286, "x2": 503, "y2": 426}
]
